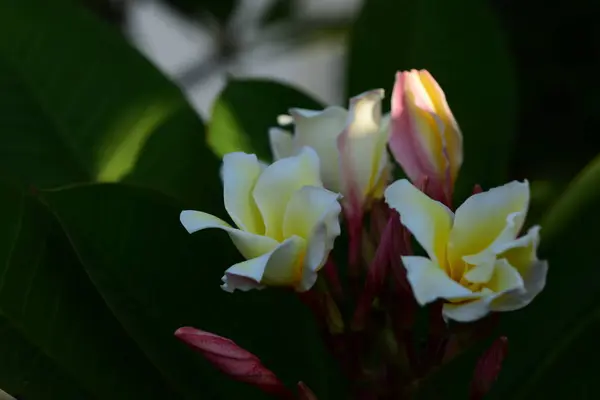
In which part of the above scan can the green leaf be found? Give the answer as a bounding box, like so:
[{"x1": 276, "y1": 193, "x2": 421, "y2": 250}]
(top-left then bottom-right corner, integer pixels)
[
  {"x1": 0, "y1": 0, "x2": 222, "y2": 209},
  {"x1": 0, "y1": 315, "x2": 91, "y2": 399},
  {"x1": 346, "y1": 0, "x2": 517, "y2": 201},
  {"x1": 41, "y1": 183, "x2": 346, "y2": 399},
  {"x1": 0, "y1": 180, "x2": 177, "y2": 399},
  {"x1": 207, "y1": 78, "x2": 324, "y2": 161}
]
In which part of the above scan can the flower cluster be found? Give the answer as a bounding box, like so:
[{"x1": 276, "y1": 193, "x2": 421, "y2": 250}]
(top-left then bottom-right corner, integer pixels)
[{"x1": 178, "y1": 70, "x2": 548, "y2": 398}]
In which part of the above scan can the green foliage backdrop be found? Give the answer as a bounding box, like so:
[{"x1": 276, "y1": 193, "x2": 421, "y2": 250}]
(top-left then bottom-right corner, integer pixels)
[{"x1": 0, "y1": 0, "x2": 598, "y2": 398}]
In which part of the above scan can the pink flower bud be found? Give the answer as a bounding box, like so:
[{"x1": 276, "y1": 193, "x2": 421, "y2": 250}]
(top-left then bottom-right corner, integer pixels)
[
  {"x1": 389, "y1": 70, "x2": 463, "y2": 205},
  {"x1": 470, "y1": 336, "x2": 508, "y2": 400},
  {"x1": 175, "y1": 327, "x2": 292, "y2": 398}
]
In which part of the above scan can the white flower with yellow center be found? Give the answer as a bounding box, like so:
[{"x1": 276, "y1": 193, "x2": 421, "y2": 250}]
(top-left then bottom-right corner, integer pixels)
[
  {"x1": 385, "y1": 179, "x2": 548, "y2": 322},
  {"x1": 180, "y1": 147, "x2": 342, "y2": 293}
]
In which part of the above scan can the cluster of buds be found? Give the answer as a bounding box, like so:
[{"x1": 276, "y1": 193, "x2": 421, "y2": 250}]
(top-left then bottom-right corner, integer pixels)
[{"x1": 177, "y1": 70, "x2": 548, "y2": 398}]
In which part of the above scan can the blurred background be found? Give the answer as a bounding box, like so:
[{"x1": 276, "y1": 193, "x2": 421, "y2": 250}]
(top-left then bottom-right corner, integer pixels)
[
  {"x1": 84, "y1": 0, "x2": 600, "y2": 195},
  {"x1": 101, "y1": 0, "x2": 356, "y2": 115}
]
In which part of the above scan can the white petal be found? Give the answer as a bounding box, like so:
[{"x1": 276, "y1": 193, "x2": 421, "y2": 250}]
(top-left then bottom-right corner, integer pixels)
[
  {"x1": 263, "y1": 236, "x2": 306, "y2": 288},
  {"x1": 443, "y1": 259, "x2": 526, "y2": 322},
  {"x1": 221, "y1": 152, "x2": 264, "y2": 234},
  {"x1": 268, "y1": 127, "x2": 295, "y2": 160},
  {"x1": 385, "y1": 179, "x2": 453, "y2": 265},
  {"x1": 491, "y1": 260, "x2": 547, "y2": 312},
  {"x1": 462, "y1": 255, "x2": 496, "y2": 283},
  {"x1": 221, "y1": 236, "x2": 307, "y2": 292},
  {"x1": 253, "y1": 147, "x2": 322, "y2": 241},
  {"x1": 290, "y1": 107, "x2": 348, "y2": 192},
  {"x1": 486, "y1": 258, "x2": 525, "y2": 293},
  {"x1": 442, "y1": 291, "x2": 494, "y2": 322},
  {"x1": 462, "y1": 223, "x2": 540, "y2": 284},
  {"x1": 402, "y1": 256, "x2": 472, "y2": 305},
  {"x1": 180, "y1": 210, "x2": 278, "y2": 260},
  {"x1": 221, "y1": 256, "x2": 269, "y2": 292},
  {"x1": 337, "y1": 90, "x2": 390, "y2": 209},
  {"x1": 448, "y1": 181, "x2": 530, "y2": 266},
  {"x1": 497, "y1": 226, "x2": 541, "y2": 275},
  {"x1": 282, "y1": 186, "x2": 342, "y2": 291}
]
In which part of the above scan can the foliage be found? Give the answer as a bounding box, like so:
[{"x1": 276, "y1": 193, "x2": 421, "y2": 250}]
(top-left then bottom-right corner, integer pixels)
[{"x1": 0, "y1": 0, "x2": 598, "y2": 398}]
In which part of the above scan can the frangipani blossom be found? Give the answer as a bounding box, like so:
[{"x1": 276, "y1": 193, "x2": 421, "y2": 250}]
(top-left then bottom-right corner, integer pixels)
[
  {"x1": 269, "y1": 89, "x2": 391, "y2": 219},
  {"x1": 385, "y1": 179, "x2": 547, "y2": 322},
  {"x1": 180, "y1": 147, "x2": 342, "y2": 293},
  {"x1": 389, "y1": 70, "x2": 463, "y2": 205}
]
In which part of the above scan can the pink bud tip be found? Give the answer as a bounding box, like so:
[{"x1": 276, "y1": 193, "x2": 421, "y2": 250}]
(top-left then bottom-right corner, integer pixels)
[
  {"x1": 175, "y1": 327, "x2": 291, "y2": 397},
  {"x1": 470, "y1": 336, "x2": 508, "y2": 400},
  {"x1": 472, "y1": 184, "x2": 484, "y2": 195}
]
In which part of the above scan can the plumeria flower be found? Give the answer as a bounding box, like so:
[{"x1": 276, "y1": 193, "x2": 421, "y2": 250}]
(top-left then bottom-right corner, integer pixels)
[
  {"x1": 269, "y1": 89, "x2": 391, "y2": 224},
  {"x1": 389, "y1": 70, "x2": 463, "y2": 205},
  {"x1": 385, "y1": 179, "x2": 548, "y2": 322},
  {"x1": 180, "y1": 147, "x2": 342, "y2": 293}
]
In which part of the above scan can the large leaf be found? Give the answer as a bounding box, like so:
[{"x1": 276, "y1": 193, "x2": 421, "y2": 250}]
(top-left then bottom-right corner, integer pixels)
[
  {"x1": 0, "y1": 0, "x2": 221, "y2": 210},
  {"x1": 207, "y1": 78, "x2": 324, "y2": 161},
  {"x1": 41, "y1": 183, "x2": 346, "y2": 399},
  {"x1": 0, "y1": 180, "x2": 177, "y2": 399},
  {"x1": 346, "y1": 0, "x2": 517, "y2": 201}
]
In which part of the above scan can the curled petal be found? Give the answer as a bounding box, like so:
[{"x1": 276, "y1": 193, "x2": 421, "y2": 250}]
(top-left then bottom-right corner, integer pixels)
[
  {"x1": 174, "y1": 327, "x2": 291, "y2": 397},
  {"x1": 221, "y1": 152, "x2": 264, "y2": 234},
  {"x1": 222, "y1": 236, "x2": 306, "y2": 292},
  {"x1": 448, "y1": 180, "x2": 530, "y2": 268},
  {"x1": 498, "y1": 226, "x2": 541, "y2": 275},
  {"x1": 402, "y1": 256, "x2": 473, "y2": 306},
  {"x1": 253, "y1": 147, "x2": 322, "y2": 241},
  {"x1": 180, "y1": 210, "x2": 278, "y2": 260},
  {"x1": 385, "y1": 179, "x2": 453, "y2": 266},
  {"x1": 282, "y1": 186, "x2": 342, "y2": 291},
  {"x1": 490, "y1": 260, "x2": 547, "y2": 312}
]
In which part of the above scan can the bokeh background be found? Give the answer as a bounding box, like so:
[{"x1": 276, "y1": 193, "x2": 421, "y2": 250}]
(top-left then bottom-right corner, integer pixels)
[{"x1": 87, "y1": 0, "x2": 600, "y2": 213}]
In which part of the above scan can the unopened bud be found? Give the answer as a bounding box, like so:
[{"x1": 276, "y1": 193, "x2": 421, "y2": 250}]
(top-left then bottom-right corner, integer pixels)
[
  {"x1": 470, "y1": 336, "x2": 508, "y2": 400},
  {"x1": 175, "y1": 327, "x2": 292, "y2": 398}
]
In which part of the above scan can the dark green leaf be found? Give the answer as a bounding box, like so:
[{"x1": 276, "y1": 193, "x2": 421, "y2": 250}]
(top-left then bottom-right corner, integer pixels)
[
  {"x1": 41, "y1": 183, "x2": 346, "y2": 399},
  {"x1": 346, "y1": 0, "x2": 517, "y2": 201},
  {"x1": 0, "y1": 180, "x2": 177, "y2": 399},
  {"x1": 0, "y1": 0, "x2": 221, "y2": 209},
  {"x1": 0, "y1": 315, "x2": 92, "y2": 399},
  {"x1": 207, "y1": 78, "x2": 324, "y2": 161}
]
